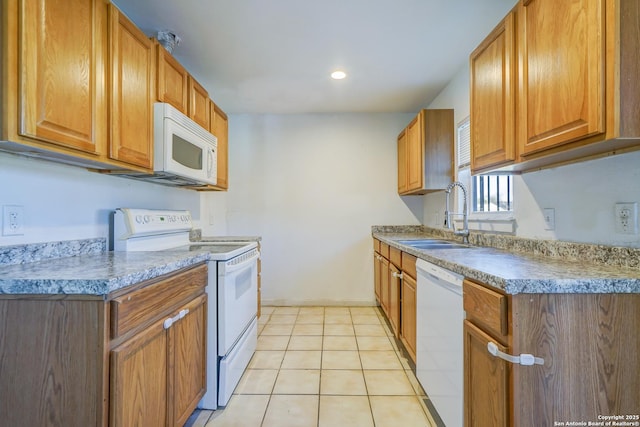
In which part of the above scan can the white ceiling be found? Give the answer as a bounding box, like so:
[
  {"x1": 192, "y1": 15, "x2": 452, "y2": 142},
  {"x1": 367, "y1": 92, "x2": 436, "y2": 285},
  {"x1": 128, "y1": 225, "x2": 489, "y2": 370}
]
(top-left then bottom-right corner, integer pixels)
[{"x1": 112, "y1": 0, "x2": 516, "y2": 114}]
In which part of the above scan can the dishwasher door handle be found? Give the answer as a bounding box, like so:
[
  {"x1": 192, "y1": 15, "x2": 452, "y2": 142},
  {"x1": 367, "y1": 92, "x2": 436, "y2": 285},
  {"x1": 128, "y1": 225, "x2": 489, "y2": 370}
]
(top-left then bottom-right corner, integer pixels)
[{"x1": 487, "y1": 342, "x2": 544, "y2": 366}]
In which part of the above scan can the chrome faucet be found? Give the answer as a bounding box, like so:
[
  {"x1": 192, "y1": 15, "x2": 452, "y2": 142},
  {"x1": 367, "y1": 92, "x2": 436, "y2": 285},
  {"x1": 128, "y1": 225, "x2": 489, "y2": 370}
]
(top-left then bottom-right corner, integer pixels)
[{"x1": 444, "y1": 181, "x2": 470, "y2": 243}]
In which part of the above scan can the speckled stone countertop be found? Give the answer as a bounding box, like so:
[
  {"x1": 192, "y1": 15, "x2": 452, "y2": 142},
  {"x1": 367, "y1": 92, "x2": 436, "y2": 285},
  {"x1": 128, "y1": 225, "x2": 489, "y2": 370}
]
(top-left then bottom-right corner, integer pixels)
[
  {"x1": 373, "y1": 226, "x2": 640, "y2": 294},
  {"x1": 0, "y1": 238, "x2": 209, "y2": 296}
]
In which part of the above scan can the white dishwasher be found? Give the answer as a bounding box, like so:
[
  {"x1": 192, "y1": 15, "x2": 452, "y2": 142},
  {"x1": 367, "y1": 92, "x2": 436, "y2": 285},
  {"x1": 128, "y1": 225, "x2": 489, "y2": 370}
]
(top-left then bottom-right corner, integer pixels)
[{"x1": 416, "y1": 259, "x2": 464, "y2": 427}]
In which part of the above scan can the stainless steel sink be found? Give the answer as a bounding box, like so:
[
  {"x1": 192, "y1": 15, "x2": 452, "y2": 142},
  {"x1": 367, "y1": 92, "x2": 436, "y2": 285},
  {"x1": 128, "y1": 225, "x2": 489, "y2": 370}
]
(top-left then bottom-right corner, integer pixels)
[{"x1": 396, "y1": 239, "x2": 472, "y2": 249}]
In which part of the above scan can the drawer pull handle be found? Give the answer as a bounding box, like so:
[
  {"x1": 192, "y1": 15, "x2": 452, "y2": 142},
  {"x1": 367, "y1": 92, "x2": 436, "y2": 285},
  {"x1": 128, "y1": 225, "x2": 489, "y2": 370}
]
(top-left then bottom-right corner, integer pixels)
[
  {"x1": 392, "y1": 272, "x2": 403, "y2": 279},
  {"x1": 163, "y1": 308, "x2": 190, "y2": 329},
  {"x1": 487, "y1": 342, "x2": 544, "y2": 366}
]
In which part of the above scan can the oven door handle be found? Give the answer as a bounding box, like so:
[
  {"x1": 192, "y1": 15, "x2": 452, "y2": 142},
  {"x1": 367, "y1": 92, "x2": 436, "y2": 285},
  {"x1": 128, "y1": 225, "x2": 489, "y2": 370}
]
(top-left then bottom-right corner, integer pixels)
[{"x1": 224, "y1": 251, "x2": 260, "y2": 273}]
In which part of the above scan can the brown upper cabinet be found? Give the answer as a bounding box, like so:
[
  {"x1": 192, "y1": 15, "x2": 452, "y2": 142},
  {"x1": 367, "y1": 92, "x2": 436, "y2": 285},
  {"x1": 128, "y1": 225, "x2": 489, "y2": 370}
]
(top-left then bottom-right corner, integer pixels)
[
  {"x1": 471, "y1": 0, "x2": 640, "y2": 173},
  {"x1": 189, "y1": 77, "x2": 211, "y2": 130},
  {"x1": 156, "y1": 44, "x2": 190, "y2": 114},
  {"x1": 6, "y1": 0, "x2": 108, "y2": 156},
  {"x1": 210, "y1": 101, "x2": 229, "y2": 190},
  {"x1": 109, "y1": 5, "x2": 155, "y2": 169},
  {"x1": 470, "y1": 10, "x2": 517, "y2": 173},
  {"x1": 397, "y1": 109, "x2": 454, "y2": 195},
  {"x1": 1, "y1": 0, "x2": 157, "y2": 172}
]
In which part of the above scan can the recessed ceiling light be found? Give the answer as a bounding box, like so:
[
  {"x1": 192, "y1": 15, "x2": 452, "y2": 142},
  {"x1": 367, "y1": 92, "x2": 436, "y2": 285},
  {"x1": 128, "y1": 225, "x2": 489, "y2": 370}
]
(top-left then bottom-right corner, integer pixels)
[{"x1": 331, "y1": 70, "x2": 347, "y2": 80}]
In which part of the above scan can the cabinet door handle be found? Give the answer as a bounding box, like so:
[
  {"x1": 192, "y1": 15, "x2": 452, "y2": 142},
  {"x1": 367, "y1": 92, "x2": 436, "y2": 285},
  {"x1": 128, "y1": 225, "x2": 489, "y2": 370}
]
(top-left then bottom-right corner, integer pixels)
[
  {"x1": 487, "y1": 342, "x2": 544, "y2": 366},
  {"x1": 392, "y1": 271, "x2": 403, "y2": 279},
  {"x1": 163, "y1": 308, "x2": 190, "y2": 329}
]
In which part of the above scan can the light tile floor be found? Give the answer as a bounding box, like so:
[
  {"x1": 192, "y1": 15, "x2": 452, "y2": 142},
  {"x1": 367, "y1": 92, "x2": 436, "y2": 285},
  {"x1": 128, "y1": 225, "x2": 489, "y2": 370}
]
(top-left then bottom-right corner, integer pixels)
[{"x1": 186, "y1": 306, "x2": 437, "y2": 427}]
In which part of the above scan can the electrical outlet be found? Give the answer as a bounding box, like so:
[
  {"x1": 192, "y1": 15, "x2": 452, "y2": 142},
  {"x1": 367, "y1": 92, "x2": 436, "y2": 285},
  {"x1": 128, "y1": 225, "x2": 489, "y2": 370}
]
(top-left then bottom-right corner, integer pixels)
[
  {"x1": 615, "y1": 202, "x2": 638, "y2": 234},
  {"x1": 3, "y1": 205, "x2": 25, "y2": 236},
  {"x1": 543, "y1": 208, "x2": 555, "y2": 230}
]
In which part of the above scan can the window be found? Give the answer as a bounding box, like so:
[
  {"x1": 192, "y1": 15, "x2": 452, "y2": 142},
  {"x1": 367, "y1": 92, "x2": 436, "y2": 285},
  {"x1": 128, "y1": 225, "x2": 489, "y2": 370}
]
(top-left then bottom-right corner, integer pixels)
[
  {"x1": 457, "y1": 117, "x2": 513, "y2": 214},
  {"x1": 472, "y1": 175, "x2": 513, "y2": 212}
]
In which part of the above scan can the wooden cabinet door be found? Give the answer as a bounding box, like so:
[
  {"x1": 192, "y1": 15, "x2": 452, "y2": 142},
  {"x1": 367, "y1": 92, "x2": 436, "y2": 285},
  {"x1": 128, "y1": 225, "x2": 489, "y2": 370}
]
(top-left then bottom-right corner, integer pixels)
[
  {"x1": 400, "y1": 272, "x2": 416, "y2": 362},
  {"x1": 380, "y1": 257, "x2": 390, "y2": 316},
  {"x1": 406, "y1": 114, "x2": 423, "y2": 192},
  {"x1": 210, "y1": 101, "x2": 229, "y2": 189},
  {"x1": 157, "y1": 45, "x2": 189, "y2": 113},
  {"x1": 373, "y1": 254, "x2": 382, "y2": 303},
  {"x1": 110, "y1": 321, "x2": 168, "y2": 427},
  {"x1": 109, "y1": 5, "x2": 154, "y2": 169},
  {"x1": 470, "y1": 11, "x2": 516, "y2": 172},
  {"x1": 170, "y1": 295, "x2": 207, "y2": 427},
  {"x1": 188, "y1": 77, "x2": 210, "y2": 130},
  {"x1": 388, "y1": 263, "x2": 401, "y2": 337},
  {"x1": 18, "y1": 0, "x2": 107, "y2": 154},
  {"x1": 397, "y1": 129, "x2": 408, "y2": 193},
  {"x1": 519, "y1": 0, "x2": 605, "y2": 156},
  {"x1": 463, "y1": 320, "x2": 509, "y2": 427}
]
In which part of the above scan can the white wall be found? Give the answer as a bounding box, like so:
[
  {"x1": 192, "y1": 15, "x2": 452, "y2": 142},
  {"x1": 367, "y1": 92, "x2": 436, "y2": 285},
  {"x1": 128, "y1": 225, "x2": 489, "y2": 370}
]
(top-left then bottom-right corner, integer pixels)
[
  {"x1": 0, "y1": 152, "x2": 201, "y2": 246},
  {"x1": 422, "y1": 64, "x2": 640, "y2": 247},
  {"x1": 219, "y1": 113, "x2": 421, "y2": 305}
]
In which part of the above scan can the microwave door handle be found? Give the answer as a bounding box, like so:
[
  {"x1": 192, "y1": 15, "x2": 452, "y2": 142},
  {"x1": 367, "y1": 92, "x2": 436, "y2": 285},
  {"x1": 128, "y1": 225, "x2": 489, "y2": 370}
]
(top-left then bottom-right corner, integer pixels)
[{"x1": 207, "y1": 148, "x2": 214, "y2": 178}]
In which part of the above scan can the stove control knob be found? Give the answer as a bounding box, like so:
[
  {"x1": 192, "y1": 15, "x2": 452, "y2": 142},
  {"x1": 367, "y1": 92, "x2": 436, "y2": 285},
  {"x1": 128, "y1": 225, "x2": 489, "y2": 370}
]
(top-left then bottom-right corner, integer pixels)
[{"x1": 143, "y1": 215, "x2": 151, "y2": 224}]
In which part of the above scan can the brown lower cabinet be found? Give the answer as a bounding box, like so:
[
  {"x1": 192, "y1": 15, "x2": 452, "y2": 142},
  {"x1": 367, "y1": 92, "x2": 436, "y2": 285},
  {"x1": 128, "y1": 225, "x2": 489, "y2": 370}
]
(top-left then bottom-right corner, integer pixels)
[
  {"x1": 0, "y1": 263, "x2": 207, "y2": 427},
  {"x1": 373, "y1": 238, "x2": 417, "y2": 362},
  {"x1": 464, "y1": 278, "x2": 640, "y2": 426}
]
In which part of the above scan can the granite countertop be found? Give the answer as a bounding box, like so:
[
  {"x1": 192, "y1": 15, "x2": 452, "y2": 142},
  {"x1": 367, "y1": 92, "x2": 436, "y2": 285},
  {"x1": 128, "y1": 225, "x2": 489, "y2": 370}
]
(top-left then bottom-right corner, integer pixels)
[
  {"x1": 374, "y1": 231, "x2": 640, "y2": 294},
  {"x1": 0, "y1": 250, "x2": 209, "y2": 296}
]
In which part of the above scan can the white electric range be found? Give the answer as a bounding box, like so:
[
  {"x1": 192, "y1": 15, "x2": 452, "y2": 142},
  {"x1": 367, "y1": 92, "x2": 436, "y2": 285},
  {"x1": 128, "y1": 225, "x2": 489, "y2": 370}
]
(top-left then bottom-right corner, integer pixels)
[{"x1": 112, "y1": 208, "x2": 259, "y2": 409}]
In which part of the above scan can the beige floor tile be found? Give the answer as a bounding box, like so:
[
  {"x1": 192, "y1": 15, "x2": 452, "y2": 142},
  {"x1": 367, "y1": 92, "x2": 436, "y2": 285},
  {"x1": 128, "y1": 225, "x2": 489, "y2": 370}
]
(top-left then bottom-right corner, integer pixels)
[
  {"x1": 261, "y1": 323, "x2": 294, "y2": 336},
  {"x1": 292, "y1": 323, "x2": 324, "y2": 336},
  {"x1": 298, "y1": 306, "x2": 325, "y2": 315},
  {"x1": 248, "y1": 350, "x2": 285, "y2": 369},
  {"x1": 359, "y1": 351, "x2": 404, "y2": 370},
  {"x1": 295, "y1": 314, "x2": 324, "y2": 324},
  {"x1": 268, "y1": 314, "x2": 298, "y2": 324},
  {"x1": 322, "y1": 350, "x2": 362, "y2": 370},
  {"x1": 324, "y1": 307, "x2": 351, "y2": 315},
  {"x1": 273, "y1": 369, "x2": 320, "y2": 394},
  {"x1": 352, "y1": 314, "x2": 381, "y2": 325},
  {"x1": 258, "y1": 315, "x2": 270, "y2": 326},
  {"x1": 287, "y1": 335, "x2": 323, "y2": 350},
  {"x1": 356, "y1": 336, "x2": 394, "y2": 351},
  {"x1": 369, "y1": 396, "x2": 432, "y2": 427},
  {"x1": 257, "y1": 335, "x2": 290, "y2": 350},
  {"x1": 261, "y1": 306, "x2": 275, "y2": 315},
  {"x1": 318, "y1": 396, "x2": 375, "y2": 427},
  {"x1": 406, "y1": 368, "x2": 427, "y2": 396},
  {"x1": 281, "y1": 350, "x2": 322, "y2": 369},
  {"x1": 354, "y1": 323, "x2": 388, "y2": 336},
  {"x1": 262, "y1": 395, "x2": 319, "y2": 427},
  {"x1": 234, "y1": 369, "x2": 278, "y2": 394},
  {"x1": 320, "y1": 369, "x2": 367, "y2": 395},
  {"x1": 272, "y1": 306, "x2": 300, "y2": 315},
  {"x1": 324, "y1": 314, "x2": 353, "y2": 324},
  {"x1": 323, "y1": 335, "x2": 358, "y2": 351},
  {"x1": 349, "y1": 306, "x2": 378, "y2": 314},
  {"x1": 206, "y1": 394, "x2": 269, "y2": 427},
  {"x1": 323, "y1": 324, "x2": 355, "y2": 336},
  {"x1": 363, "y1": 370, "x2": 415, "y2": 395},
  {"x1": 257, "y1": 323, "x2": 265, "y2": 336}
]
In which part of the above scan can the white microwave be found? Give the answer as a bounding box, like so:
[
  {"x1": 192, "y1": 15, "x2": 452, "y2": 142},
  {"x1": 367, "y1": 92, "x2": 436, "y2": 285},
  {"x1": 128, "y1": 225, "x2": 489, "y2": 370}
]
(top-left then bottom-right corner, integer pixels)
[{"x1": 152, "y1": 102, "x2": 217, "y2": 186}]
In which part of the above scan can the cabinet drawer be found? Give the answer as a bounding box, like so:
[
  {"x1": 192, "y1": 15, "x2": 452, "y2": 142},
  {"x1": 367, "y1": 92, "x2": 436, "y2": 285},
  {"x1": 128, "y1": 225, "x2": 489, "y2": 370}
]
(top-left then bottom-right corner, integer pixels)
[
  {"x1": 401, "y1": 252, "x2": 417, "y2": 279},
  {"x1": 110, "y1": 264, "x2": 207, "y2": 339},
  {"x1": 390, "y1": 246, "x2": 402, "y2": 266},
  {"x1": 463, "y1": 279, "x2": 507, "y2": 338},
  {"x1": 380, "y1": 242, "x2": 390, "y2": 259}
]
